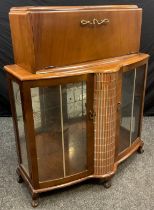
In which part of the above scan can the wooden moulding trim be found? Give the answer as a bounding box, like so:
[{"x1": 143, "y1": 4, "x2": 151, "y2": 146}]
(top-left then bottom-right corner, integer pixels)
[
  {"x1": 90, "y1": 171, "x2": 116, "y2": 179},
  {"x1": 32, "y1": 54, "x2": 149, "y2": 75},
  {"x1": 122, "y1": 58, "x2": 149, "y2": 72},
  {"x1": 34, "y1": 177, "x2": 90, "y2": 194},
  {"x1": 10, "y1": 5, "x2": 139, "y2": 12},
  {"x1": 9, "y1": 7, "x2": 142, "y2": 17},
  {"x1": 18, "y1": 165, "x2": 90, "y2": 193},
  {"x1": 39, "y1": 170, "x2": 91, "y2": 189},
  {"x1": 17, "y1": 166, "x2": 34, "y2": 194},
  {"x1": 18, "y1": 165, "x2": 31, "y2": 182},
  {"x1": 4, "y1": 54, "x2": 149, "y2": 82},
  {"x1": 117, "y1": 138, "x2": 143, "y2": 163}
]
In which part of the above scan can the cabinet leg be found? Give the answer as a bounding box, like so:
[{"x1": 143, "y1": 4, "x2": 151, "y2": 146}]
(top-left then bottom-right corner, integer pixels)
[
  {"x1": 31, "y1": 193, "x2": 39, "y2": 208},
  {"x1": 103, "y1": 179, "x2": 112, "y2": 189},
  {"x1": 17, "y1": 174, "x2": 23, "y2": 183},
  {"x1": 137, "y1": 146, "x2": 144, "y2": 154}
]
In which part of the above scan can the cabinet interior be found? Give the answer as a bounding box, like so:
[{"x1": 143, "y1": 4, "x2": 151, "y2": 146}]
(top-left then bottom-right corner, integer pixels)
[{"x1": 31, "y1": 81, "x2": 88, "y2": 182}]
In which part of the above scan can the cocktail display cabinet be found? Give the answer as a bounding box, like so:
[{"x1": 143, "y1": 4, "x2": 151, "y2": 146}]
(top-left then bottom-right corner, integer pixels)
[{"x1": 5, "y1": 5, "x2": 149, "y2": 207}]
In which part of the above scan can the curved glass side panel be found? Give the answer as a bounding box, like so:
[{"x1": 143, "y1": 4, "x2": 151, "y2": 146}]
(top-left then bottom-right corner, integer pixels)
[
  {"x1": 131, "y1": 66, "x2": 145, "y2": 142},
  {"x1": 12, "y1": 81, "x2": 29, "y2": 175},
  {"x1": 119, "y1": 70, "x2": 135, "y2": 153}
]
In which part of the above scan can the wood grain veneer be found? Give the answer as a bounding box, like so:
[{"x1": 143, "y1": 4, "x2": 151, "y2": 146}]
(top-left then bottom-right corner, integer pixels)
[
  {"x1": 9, "y1": 5, "x2": 142, "y2": 73},
  {"x1": 4, "y1": 54, "x2": 149, "y2": 81}
]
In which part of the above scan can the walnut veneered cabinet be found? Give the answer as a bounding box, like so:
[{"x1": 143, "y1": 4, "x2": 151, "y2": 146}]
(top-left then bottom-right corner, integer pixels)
[
  {"x1": 9, "y1": 5, "x2": 142, "y2": 73},
  {"x1": 5, "y1": 5, "x2": 149, "y2": 208}
]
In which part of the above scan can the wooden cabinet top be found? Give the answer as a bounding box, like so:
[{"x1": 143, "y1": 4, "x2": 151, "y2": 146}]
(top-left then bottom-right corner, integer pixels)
[
  {"x1": 10, "y1": 5, "x2": 139, "y2": 12},
  {"x1": 9, "y1": 5, "x2": 142, "y2": 73},
  {"x1": 5, "y1": 54, "x2": 149, "y2": 82}
]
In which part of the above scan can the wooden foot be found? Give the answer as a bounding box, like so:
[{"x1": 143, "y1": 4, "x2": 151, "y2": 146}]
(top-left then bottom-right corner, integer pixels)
[
  {"x1": 17, "y1": 175, "x2": 23, "y2": 183},
  {"x1": 31, "y1": 193, "x2": 39, "y2": 208},
  {"x1": 103, "y1": 180, "x2": 112, "y2": 189},
  {"x1": 31, "y1": 199, "x2": 39, "y2": 208},
  {"x1": 137, "y1": 146, "x2": 144, "y2": 154}
]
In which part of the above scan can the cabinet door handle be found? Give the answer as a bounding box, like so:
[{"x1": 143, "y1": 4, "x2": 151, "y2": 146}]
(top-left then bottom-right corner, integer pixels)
[
  {"x1": 89, "y1": 110, "x2": 96, "y2": 120},
  {"x1": 81, "y1": 18, "x2": 110, "y2": 26}
]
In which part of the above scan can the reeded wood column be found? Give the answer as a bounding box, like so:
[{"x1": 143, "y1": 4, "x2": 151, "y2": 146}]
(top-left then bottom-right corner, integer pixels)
[{"x1": 94, "y1": 72, "x2": 118, "y2": 175}]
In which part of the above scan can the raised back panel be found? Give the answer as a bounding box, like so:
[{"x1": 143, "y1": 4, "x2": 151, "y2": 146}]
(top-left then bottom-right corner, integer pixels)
[{"x1": 9, "y1": 6, "x2": 142, "y2": 73}]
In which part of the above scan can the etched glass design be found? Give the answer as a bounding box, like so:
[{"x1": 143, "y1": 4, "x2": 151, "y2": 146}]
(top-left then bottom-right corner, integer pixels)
[{"x1": 62, "y1": 82, "x2": 87, "y2": 176}]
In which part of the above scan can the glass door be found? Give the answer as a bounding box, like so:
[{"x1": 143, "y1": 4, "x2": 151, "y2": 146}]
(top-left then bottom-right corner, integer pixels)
[
  {"x1": 62, "y1": 82, "x2": 87, "y2": 176},
  {"x1": 119, "y1": 65, "x2": 146, "y2": 154},
  {"x1": 119, "y1": 70, "x2": 135, "y2": 153},
  {"x1": 30, "y1": 77, "x2": 93, "y2": 182}
]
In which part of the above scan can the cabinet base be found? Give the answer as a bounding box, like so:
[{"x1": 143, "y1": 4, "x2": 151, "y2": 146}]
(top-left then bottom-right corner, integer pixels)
[{"x1": 16, "y1": 138, "x2": 144, "y2": 207}]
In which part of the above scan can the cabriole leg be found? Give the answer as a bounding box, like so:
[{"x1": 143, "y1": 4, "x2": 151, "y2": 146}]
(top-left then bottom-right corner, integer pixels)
[
  {"x1": 17, "y1": 174, "x2": 23, "y2": 183},
  {"x1": 103, "y1": 179, "x2": 112, "y2": 189},
  {"x1": 137, "y1": 145, "x2": 144, "y2": 154},
  {"x1": 31, "y1": 193, "x2": 39, "y2": 208},
  {"x1": 16, "y1": 168, "x2": 23, "y2": 183}
]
